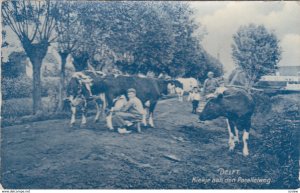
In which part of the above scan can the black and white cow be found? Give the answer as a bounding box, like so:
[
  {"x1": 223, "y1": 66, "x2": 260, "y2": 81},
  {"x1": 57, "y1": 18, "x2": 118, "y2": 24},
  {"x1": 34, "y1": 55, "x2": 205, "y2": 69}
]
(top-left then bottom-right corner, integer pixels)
[
  {"x1": 66, "y1": 71, "x2": 107, "y2": 126},
  {"x1": 199, "y1": 87, "x2": 255, "y2": 156},
  {"x1": 166, "y1": 80, "x2": 184, "y2": 101},
  {"x1": 66, "y1": 71, "x2": 170, "y2": 128},
  {"x1": 177, "y1": 77, "x2": 199, "y2": 92}
]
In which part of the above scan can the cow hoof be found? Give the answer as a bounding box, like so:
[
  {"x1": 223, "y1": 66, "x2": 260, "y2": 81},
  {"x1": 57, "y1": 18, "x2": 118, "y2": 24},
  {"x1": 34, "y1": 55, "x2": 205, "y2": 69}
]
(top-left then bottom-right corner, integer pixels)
[
  {"x1": 243, "y1": 153, "x2": 249, "y2": 157},
  {"x1": 243, "y1": 149, "x2": 249, "y2": 157},
  {"x1": 142, "y1": 120, "x2": 147, "y2": 126},
  {"x1": 118, "y1": 128, "x2": 131, "y2": 134},
  {"x1": 94, "y1": 119, "x2": 99, "y2": 123},
  {"x1": 70, "y1": 123, "x2": 75, "y2": 128},
  {"x1": 229, "y1": 144, "x2": 235, "y2": 151},
  {"x1": 234, "y1": 137, "x2": 240, "y2": 143}
]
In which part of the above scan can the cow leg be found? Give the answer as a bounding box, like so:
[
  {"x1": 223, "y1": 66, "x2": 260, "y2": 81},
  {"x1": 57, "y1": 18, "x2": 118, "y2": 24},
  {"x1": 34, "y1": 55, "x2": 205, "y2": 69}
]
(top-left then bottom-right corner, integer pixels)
[
  {"x1": 81, "y1": 101, "x2": 87, "y2": 126},
  {"x1": 242, "y1": 131, "x2": 249, "y2": 156},
  {"x1": 149, "y1": 112, "x2": 154, "y2": 128},
  {"x1": 70, "y1": 105, "x2": 76, "y2": 127},
  {"x1": 94, "y1": 101, "x2": 101, "y2": 123},
  {"x1": 143, "y1": 100, "x2": 151, "y2": 126},
  {"x1": 99, "y1": 93, "x2": 106, "y2": 116},
  {"x1": 180, "y1": 90, "x2": 184, "y2": 102},
  {"x1": 176, "y1": 88, "x2": 183, "y2": 101},
  {"x1": 142, "y1": 108, "x2": 148, "y2": 126},
  {"x1": 148, "y1": 101, "x2": 157, "y2": 128},
  {"x1": 81, "y1": 113, "x2": 87, "y2": 126},
  {"x1": 226, "y1": 119, "x2": 235, "y2": 151},
  {"x1": 178, "y1": 93, "x2": 181, "y2": 101},
  {"x1": 94, "y1": 93, "x2": 106, "y2": 123},
  {"x1": 234, "y1": 127, "x2": 240, "y2": 143},
  {"x1": 106, "y1": 112, "x2": 114, "y2": 130},
  {"x1": 179, "y1": 93, "x2": 183, "y2": 102}
]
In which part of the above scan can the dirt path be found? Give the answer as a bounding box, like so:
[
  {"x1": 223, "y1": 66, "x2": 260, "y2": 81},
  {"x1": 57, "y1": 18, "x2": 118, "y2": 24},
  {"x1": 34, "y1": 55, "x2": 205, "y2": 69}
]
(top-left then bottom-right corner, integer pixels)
[{"x1": 1, "y1": 98, "x2": 298, "y2": 189}]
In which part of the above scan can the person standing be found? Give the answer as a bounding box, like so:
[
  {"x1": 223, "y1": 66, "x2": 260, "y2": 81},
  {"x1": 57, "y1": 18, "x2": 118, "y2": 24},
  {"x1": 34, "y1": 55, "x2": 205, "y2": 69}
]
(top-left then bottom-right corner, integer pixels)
[
  {"x1": 188, "y1": 86, "x2": 201, "y2": 114},
  {"x1": 203, "y1": 71, "x2": 220, "y2": 98}
]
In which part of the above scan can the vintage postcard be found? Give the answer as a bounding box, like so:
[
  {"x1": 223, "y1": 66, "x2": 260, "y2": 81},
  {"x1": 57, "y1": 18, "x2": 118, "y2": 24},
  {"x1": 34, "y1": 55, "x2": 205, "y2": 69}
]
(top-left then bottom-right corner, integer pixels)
[{"x1": 1, "y1": 0, "x2": 299, "y2": 190}]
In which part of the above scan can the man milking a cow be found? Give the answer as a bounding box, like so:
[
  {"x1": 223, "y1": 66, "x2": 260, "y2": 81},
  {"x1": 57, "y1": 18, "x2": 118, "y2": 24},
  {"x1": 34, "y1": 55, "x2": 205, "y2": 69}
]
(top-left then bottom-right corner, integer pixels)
[{"x1": 111, "y1": 88, "x2": 145, "y2": 134}]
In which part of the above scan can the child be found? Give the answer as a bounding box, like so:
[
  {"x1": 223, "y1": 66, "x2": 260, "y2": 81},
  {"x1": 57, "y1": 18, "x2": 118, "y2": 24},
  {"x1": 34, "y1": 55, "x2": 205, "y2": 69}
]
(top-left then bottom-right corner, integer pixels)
[{"x1": 188, "y1": 86, "x2": 201, "y2": 114}]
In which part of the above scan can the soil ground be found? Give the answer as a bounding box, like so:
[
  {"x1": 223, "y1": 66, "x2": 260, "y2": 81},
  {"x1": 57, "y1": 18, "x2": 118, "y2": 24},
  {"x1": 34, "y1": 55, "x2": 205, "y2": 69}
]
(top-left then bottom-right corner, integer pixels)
[{"x1": 1, "y1": 96, "x2": 299, "y2": 189}]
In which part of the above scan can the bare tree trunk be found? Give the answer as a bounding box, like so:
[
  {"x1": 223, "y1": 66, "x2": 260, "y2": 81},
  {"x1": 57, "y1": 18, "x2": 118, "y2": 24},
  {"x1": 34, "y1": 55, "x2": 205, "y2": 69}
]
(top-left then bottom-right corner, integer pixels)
[
  {"x1": 31, "y1": 58, "x2": 43, "y2": 114},
  {"x1": 25, "y1": 41, "x2": 49, "y2": 114},
  {"x1": 58, "y1": 52, "x2": 69, "y2": 111}
]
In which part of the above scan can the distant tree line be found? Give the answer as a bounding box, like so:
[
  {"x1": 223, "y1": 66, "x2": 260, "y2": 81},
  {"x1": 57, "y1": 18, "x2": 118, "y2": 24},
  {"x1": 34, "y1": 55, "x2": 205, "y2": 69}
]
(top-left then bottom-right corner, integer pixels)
[{"x1": 60, "y1": 1, "x2": 223, "y2": 79}]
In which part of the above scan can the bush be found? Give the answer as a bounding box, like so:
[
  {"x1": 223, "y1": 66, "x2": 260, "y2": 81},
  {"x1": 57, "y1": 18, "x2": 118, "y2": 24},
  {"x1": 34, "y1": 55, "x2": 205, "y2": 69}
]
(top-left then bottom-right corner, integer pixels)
[
  {"x1": 1, "y1": 51, "x2": 27, "y2": 78},
  {"x1": 1, "y1": 98, "x2": 33, "y2": 118},
  {"x1": 1, "y1": 76, "x2": 33, "y2": 99},
  {"x1": 251, "y1": 94, "x2": 299, "y2": 188},
  {"x1": 1, "y1": 75, "x2": 63, "y2": 99},
  {"x1": 41, "y1": 77, "x2": 60, "y2": 97},
  {"x1": 1, "y1": 97, "x2": 63, "y2": 119},
  {"x1": 1, "y1": 97, "x2": 70, "y2": 127}
]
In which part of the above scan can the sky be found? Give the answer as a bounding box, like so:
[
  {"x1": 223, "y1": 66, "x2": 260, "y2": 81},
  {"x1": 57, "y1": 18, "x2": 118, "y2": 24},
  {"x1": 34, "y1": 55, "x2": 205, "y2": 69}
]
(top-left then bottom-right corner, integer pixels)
[{"x1": 190, "y1": 1, "x2": 300, "y2": 75}]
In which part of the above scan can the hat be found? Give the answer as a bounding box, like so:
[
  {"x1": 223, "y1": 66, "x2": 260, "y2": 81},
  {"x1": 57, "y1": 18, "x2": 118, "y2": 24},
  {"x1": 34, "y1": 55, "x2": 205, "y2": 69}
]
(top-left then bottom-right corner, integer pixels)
[
  {"x1": 127, "y1": 88, "x2": 136, "y2": 94},
  {"x1": 208, "y1": 71, "x2": 214, "y2": 76}
]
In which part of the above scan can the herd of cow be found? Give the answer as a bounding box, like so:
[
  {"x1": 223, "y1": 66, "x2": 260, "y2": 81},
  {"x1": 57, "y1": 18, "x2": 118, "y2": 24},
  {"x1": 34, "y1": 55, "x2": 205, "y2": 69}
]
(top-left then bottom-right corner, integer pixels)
[{"x1": 66, "y1": 70, "x2": 255, "y2": 157}]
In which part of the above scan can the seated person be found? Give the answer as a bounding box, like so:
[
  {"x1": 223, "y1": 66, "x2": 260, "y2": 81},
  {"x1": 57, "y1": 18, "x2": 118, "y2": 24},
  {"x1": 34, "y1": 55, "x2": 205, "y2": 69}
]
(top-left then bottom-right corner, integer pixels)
[{"x1": 111, "y1": 88, "x2": 145, "y2": 134}]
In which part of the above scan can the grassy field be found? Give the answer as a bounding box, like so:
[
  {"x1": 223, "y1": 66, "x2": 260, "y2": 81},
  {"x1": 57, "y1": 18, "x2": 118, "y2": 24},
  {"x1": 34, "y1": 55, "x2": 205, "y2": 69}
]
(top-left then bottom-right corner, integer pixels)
[
  {"x1": 1, "y1": 95, "x2": 299, "y2": 189},
  {"x1": 1, "y1": 97, "x2": 58, "y2": 118}
]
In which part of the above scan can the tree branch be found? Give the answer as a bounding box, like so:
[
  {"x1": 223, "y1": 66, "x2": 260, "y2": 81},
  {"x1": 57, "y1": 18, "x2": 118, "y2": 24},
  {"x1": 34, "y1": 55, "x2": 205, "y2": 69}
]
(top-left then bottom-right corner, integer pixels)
[
  {"x1": 2, "y1": 6, "x2": 22, "y2": 39},
  {"x1": 30, "y1": 1, "x2": 41, "y2": 42}
]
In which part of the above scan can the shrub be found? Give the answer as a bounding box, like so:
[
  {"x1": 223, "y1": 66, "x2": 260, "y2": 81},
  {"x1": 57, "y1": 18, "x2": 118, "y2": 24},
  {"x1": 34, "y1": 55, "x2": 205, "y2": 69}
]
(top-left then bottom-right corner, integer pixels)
[
  {"x1": 1, "y1": 98, "x2": 33, "y2": 118},
  {"x1": 1, "y1": 76, "x2": 33, "y2": 99},
  {"x1": 1, "y1": 97, "x2": 63, "y2": 119},
  {"x1": 1, "y1": 75, "x2": 62, "y2": 99},
  {"x1": 41, "y1": 77, "x2": 60, "y2": 97}
]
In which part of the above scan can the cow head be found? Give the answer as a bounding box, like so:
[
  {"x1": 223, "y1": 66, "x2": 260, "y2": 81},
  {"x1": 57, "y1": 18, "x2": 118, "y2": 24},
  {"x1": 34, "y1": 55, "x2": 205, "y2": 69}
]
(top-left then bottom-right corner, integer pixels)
[
  {"x1": 165, "y1": 80, "x2": 183, "y2": 95},
  {"x1": 199, "y1": 93, "x2": 224, "y2": 121},
  {"x1": 167, "y1": 82, "x2": 175, "y2": 94},
  {"x1": 67, "y1": 76, "x2": 91, "y2": 99},
  {"x1": 156, "y1": 79, "x2": 169, "y2": 96}
]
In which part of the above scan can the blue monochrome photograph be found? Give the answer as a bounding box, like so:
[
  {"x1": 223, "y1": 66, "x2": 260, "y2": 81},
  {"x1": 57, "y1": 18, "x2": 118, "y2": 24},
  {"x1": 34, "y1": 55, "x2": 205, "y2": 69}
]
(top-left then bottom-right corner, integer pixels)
[{"x1": 0, "y1": 0, "x2": 299, "y2": 190}]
